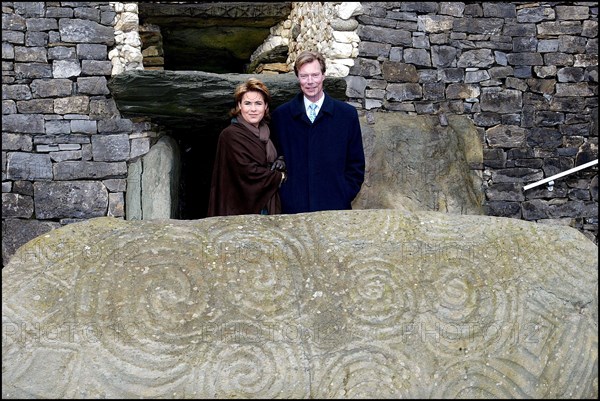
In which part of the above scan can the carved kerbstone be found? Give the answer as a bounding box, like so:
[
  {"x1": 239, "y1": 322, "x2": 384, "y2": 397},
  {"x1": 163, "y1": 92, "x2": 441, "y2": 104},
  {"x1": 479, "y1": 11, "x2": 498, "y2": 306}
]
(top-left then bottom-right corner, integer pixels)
[{"x1": 2, "y1": 210, "x2": 598, "y2": 398}]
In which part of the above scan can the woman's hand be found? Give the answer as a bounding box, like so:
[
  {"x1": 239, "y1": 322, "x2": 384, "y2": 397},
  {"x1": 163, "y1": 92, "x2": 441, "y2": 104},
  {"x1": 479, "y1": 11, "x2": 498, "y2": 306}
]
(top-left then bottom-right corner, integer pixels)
[{"x1": 270, "y1": 156, "x2": 286, "y2": 171}]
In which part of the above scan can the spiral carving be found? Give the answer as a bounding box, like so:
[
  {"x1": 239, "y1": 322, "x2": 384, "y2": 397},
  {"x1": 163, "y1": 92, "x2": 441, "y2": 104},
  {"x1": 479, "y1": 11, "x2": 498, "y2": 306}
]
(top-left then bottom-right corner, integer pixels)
[
  {"x1": 201, "y1": 322, "x2": 310, "y2": 398},
  {"x1": 342, "y1": 257, "x2": 417, "y2": 340},
  {"x1": 313, "y1": 345, "x2": 416, "y2": 398},
  {"x1": 203, "y1": 219, "x2": 309, "y2": 320},
  {"x1": 419, "y1": 258, "x2": 520, "y2": 357}
]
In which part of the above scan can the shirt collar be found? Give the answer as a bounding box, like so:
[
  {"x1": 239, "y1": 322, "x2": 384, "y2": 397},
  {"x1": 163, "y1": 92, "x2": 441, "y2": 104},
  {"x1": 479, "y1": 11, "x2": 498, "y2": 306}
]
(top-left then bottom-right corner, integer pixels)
[{"x1": 303, "y1": 94, "x2": 325, "y2": 112}]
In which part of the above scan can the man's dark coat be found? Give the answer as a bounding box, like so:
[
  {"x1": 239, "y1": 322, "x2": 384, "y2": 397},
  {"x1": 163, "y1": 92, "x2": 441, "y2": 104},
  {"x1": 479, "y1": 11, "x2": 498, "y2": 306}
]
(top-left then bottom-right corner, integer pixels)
[
  {"x1": 271, "y1": 92, "x2": 365, "y2": 213},
  {"x1": 207, "y1": 122, "x2": 282, "y2": 216}
]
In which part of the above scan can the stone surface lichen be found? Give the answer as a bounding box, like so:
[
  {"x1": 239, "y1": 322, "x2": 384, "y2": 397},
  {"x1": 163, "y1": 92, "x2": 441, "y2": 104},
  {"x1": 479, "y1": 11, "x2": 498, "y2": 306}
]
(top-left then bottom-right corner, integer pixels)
[{"x1": 2, "y1": 210, "x2": 598, "y2": 398}]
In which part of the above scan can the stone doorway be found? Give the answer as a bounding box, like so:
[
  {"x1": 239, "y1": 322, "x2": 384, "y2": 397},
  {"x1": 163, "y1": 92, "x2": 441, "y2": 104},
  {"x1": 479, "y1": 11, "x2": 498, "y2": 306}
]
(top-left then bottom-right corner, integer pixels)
[
  {"x1": 111, "y1": 71, "x2": 347, "y2": 220},
  {"x1": 127, "y1": 2, "x2": 293, "y2": 219}
]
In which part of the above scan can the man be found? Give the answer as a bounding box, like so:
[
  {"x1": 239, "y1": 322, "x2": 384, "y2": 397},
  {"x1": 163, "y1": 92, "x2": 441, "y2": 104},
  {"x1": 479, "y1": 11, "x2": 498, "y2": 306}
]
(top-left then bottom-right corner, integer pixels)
[{"x1": 271, "y1": 50, "x2": 365, "y2": 213}]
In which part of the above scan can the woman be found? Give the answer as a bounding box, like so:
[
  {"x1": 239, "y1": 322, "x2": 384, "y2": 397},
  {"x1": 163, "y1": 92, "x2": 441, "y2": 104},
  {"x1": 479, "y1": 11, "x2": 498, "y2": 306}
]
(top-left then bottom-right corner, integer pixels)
[{"x1": 207, "y1": 78, "x2": 286, "y2": 216}]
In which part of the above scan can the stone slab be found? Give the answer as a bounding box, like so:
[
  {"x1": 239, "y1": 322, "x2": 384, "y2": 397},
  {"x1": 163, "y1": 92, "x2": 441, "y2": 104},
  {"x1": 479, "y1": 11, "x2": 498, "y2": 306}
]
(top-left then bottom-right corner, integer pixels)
[{"x1": 2, "y1": 210, "x2": 598, "y2": 398}]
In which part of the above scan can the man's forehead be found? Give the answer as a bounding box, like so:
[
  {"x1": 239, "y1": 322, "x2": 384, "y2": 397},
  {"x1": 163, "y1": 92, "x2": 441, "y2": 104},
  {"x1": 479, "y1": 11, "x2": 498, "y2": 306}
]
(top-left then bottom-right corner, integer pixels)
[{"x1": 299, "y1": 60, "x2": 321, "y2": 72}]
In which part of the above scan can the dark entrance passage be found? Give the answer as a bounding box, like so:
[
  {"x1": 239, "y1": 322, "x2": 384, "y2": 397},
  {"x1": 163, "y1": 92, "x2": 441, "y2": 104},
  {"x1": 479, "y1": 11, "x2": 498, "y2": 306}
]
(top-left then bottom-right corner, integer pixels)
[{"x1": 171, "y1": 127, "x2": 221, "y2": 220}]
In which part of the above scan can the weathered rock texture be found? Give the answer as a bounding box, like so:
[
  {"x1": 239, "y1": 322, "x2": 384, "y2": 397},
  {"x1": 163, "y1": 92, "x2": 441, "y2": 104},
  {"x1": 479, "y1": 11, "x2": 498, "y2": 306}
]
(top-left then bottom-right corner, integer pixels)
[
  {"x1": 137, "y1": 2, "x2": 292, "y2": 73},
  {"x1": 126, "y1": 135, "x2": 181, "y2": 220},
  {"x1": 354, "y1": 112, "x2": 484, "y2": 214},
  {"x1": 2, "y1": 210, "x2": 597, "y2": 398},
  {"x1": 107, "y1": 70, "x2": 347, "y2": 130}
]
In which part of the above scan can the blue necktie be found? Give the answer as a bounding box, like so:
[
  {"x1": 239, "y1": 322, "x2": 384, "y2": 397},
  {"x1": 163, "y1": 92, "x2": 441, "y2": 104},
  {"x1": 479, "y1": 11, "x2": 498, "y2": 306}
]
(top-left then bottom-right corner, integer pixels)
[{"x1": 308, "y1": 103, "x2": 317, "y2": 123}]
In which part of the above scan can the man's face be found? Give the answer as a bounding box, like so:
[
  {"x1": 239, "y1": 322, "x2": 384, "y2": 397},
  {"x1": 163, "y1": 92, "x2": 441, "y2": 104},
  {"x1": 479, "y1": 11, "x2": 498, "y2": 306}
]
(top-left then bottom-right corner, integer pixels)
[{"x1": 297, "y1": 59, "x2": 324, "y2": 102}]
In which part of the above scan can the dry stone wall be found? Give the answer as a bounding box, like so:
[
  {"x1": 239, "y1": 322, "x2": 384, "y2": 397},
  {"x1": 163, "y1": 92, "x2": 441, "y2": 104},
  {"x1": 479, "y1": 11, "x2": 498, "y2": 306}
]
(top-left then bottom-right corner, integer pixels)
[
  {"x1": 2, "y1": 2, "x2": 599, "y2": 267},
  {"x1": 1, "y1": 2, "x2": 168, "y2": 266},
  {"x1": 346, "y1": 2, "x2": 598, "y2": 243}
]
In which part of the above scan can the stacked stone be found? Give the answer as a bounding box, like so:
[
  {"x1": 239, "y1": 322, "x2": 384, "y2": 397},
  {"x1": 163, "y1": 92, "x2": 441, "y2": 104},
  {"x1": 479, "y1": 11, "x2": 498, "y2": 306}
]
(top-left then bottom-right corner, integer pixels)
[
  {"x1": 1, "y1": 2, "x2": 157, "y2": 265},
  {"x1": 253, "y1": 2, "x2": 363, "y2": 77},
  {"x1": 138, "y1": 23, "x2": 164, "y2": 70},
  {"x1": 346, "y1": 2, "x2": 598, "y2": 242},
  {"x1": 248, "y1": 19, "x2": 290, "y2": 74},
  {"x1": 112, "y1": 2, "x2": 363, "y2": 77},
  {"x1": 109, "y1": 2, "x2": 144, "y2": 74}
]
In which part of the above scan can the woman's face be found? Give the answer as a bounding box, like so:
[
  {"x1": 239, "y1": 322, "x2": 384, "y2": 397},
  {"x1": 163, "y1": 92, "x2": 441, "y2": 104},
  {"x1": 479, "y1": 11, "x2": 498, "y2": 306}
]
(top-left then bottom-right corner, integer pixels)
[{"x1": 239, "y1": 90, "x2": 268, "y2": 127}]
